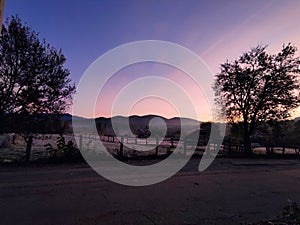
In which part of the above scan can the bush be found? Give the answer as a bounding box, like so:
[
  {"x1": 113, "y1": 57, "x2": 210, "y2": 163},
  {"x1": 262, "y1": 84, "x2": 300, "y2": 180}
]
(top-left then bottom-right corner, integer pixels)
[{"x1": 45, "y1": 135, "x2": 83, "y2": 162}]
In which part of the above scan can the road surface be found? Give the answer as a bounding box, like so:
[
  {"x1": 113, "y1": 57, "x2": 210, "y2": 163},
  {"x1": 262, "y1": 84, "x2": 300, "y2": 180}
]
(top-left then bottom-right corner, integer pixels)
[{"x1": 1, "y1": 157, "x2": 300, "y2": 225}]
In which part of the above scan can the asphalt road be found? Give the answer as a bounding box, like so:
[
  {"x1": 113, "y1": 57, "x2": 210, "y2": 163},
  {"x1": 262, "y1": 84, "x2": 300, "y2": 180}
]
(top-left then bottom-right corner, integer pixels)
[{"x1": 1, "y1": 157, "x2": 300, "y2": 225}]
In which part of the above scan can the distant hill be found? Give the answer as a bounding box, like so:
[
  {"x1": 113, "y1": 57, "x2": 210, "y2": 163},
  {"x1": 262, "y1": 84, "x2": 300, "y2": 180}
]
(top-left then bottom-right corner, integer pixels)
[
  {"x1": 5, "y1": 113, "x2": 300, "y2": 138},
  {"x1": 1, "y1": 113, "x2": 203, "y2": 136},
  {"x1": 70, "y1": 114, "x2": 201, "y2": 137}
]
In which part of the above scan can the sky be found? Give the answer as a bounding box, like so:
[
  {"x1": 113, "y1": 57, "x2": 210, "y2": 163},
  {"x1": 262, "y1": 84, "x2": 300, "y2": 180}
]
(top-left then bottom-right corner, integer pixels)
[{"x1": 4, "y1": 0, "x2": 300, "y2": 121}]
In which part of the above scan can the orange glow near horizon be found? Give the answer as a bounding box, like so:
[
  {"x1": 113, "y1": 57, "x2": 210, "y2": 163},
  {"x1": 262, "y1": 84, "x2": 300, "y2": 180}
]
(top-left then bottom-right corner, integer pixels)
[
  {"x1": 129, "y1": 96, "x2": 179, "y2": 119},
  {"x1": 89, "y1": 61, "x2": 214, "y2": 122}
]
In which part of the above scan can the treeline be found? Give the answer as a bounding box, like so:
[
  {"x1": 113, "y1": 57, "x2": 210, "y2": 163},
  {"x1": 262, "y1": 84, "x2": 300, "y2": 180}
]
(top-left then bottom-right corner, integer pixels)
[
  {"x1": 0, "y1": 114, "x2": 72, "y2": 135},
  {"x1": 229, "y1": 119, "x2": 300, "y2": 147},
  {"x1": 2, "y1": 113, "x2": 299, "y2": 149}
]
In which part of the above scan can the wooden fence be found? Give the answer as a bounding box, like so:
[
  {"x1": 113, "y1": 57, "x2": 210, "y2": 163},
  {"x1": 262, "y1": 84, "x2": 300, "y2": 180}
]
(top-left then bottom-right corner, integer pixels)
[
  {"x1": 74, "y1": 134, "x2": 185, "y2": 158},
  {"x1": 7, "y1": 133, "x2": 300, "y2": 161}
]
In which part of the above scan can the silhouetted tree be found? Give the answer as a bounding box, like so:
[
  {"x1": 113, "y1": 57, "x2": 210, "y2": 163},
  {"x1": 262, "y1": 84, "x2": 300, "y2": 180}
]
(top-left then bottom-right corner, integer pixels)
[
  {"x1": 0, "y1": 16, "x2": 75, "y2": 160},
  {"x1": 0, "y1": 16, "x2": 75, "y2": 134},
  {"x1": 214, "y1": 44, "x2": 300, "y2": 154},
  {"x1": 230, "y1": 122, "x2": 243, "y2": 141},
  {"x1": 285, "y1": 120, "x2": 300, "y2": 147}
]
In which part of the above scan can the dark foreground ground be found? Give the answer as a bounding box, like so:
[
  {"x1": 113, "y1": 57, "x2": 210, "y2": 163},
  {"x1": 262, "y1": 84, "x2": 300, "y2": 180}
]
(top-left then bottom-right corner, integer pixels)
[{"x1": 1, "y1": 157, "x2": 300, "y2": 225}]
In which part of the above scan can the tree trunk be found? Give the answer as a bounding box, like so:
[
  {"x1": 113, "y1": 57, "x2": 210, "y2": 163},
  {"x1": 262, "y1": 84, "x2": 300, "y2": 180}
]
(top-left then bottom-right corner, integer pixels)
[
  {"x1": 25, "y1": 135, "x2": 33, "y2": 162},
  {"x1": 243, "y1": 122, "x2": 252, "y2": 155}
]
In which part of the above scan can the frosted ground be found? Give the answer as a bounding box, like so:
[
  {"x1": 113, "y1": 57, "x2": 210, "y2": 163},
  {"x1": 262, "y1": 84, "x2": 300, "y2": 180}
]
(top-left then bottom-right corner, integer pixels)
[
  {"x1": 1, "y1": 133, "x2": 299, "y2": 163},
  {"x1": 0, "y1": 134, "x2": 185, "y2": 162}
]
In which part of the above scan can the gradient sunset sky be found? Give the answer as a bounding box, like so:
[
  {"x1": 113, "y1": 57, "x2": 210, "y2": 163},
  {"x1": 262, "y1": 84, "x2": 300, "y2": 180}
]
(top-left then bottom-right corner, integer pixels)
[{"x1": 5, "y1": 0, "x2": 300, "y2": 121}]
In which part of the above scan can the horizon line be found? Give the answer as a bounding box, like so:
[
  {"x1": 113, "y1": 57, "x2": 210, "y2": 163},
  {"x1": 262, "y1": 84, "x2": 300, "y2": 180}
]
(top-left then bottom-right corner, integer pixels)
[{"x1": 70, "y1": 113, "x2": 213, "y2": 122}]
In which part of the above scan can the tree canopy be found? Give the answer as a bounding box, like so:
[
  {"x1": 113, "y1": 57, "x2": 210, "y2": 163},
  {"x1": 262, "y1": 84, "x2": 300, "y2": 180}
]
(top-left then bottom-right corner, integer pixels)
[
  {"x1": 0, "y1": 16, "x2": 75, "y2": 131},
  {"x1": 214, "y1": 44, "x2": 300, "y2": 153}
]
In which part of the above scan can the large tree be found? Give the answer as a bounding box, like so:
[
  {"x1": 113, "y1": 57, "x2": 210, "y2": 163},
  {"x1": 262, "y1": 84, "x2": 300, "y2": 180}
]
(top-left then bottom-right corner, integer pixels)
[
  {"x1": 0, "y1": 16, "x2": 75, "y2": 133},
  {"x1": 214, "y1": 44, "x2": 300, "y2": 154}
]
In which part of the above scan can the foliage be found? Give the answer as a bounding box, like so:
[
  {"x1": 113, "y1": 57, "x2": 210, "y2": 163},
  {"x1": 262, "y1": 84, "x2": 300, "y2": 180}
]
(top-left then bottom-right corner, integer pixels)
[
  {"x1": 96, "y1": 122, "x2": 107, "y2": 136},
  {"x1": 285, "y1": 120, "x2": 300, "y2": 146},
  {"x1": 45, "y1": 135, "x2": 82, "y2": 161},
  {"x1": 214, "y1": 44, "x2": 300, "y2": 153},
  {"x1": 229, "y1": 122, "x2": 243, "y2": 141},
  {"x1": 0, "y1": 16, "x2": 75, "y2": 133}
]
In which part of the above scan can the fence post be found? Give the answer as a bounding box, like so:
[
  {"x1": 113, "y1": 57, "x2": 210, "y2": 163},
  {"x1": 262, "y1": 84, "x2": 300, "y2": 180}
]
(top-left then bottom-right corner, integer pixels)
[
  {"x1": 26, "y1": 135, "x2": 33, "y2": 162},
  {"x1": 119, "y1": 136, "x2": 124, "y2": 157},
  {"x1": 171, "y1": 138, "x2": 174, "y2": 148},
  {"x1": 12, "y1": 134, "x2": 16, "y2": 144},
  {"x1": 155, "y1": 146, "x2": 159, "y2": 156},
  {"x1": 155, "y1": 136, "x2": 159, "y2": 156},
  {"x1": 79, "y1": 135, "x2": 83, "y2": 150},
  {"x1": 167, "y1": 147, "x2": 171, "y2": 154}
]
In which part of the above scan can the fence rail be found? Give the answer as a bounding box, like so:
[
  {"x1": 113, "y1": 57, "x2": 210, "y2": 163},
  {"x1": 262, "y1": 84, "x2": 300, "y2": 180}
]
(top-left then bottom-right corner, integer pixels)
[
  {"x1": 73, "y1": 134, "x2": 194, "y2": 158},
  {"x1": 1, "y1": 133, "x2": 300, "y2": 162}
]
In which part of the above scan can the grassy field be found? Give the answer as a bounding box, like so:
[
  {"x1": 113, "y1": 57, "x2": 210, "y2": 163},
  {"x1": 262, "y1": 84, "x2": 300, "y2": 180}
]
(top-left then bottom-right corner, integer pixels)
[{"x1": 1, "y1": 133, "x2": 300, "y2": 163}]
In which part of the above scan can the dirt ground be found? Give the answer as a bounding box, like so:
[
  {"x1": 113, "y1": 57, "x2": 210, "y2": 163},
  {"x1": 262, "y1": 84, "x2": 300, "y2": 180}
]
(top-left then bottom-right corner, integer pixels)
[{"x1": 1, "y1": 157, "x2": 300, "y2": 225}]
